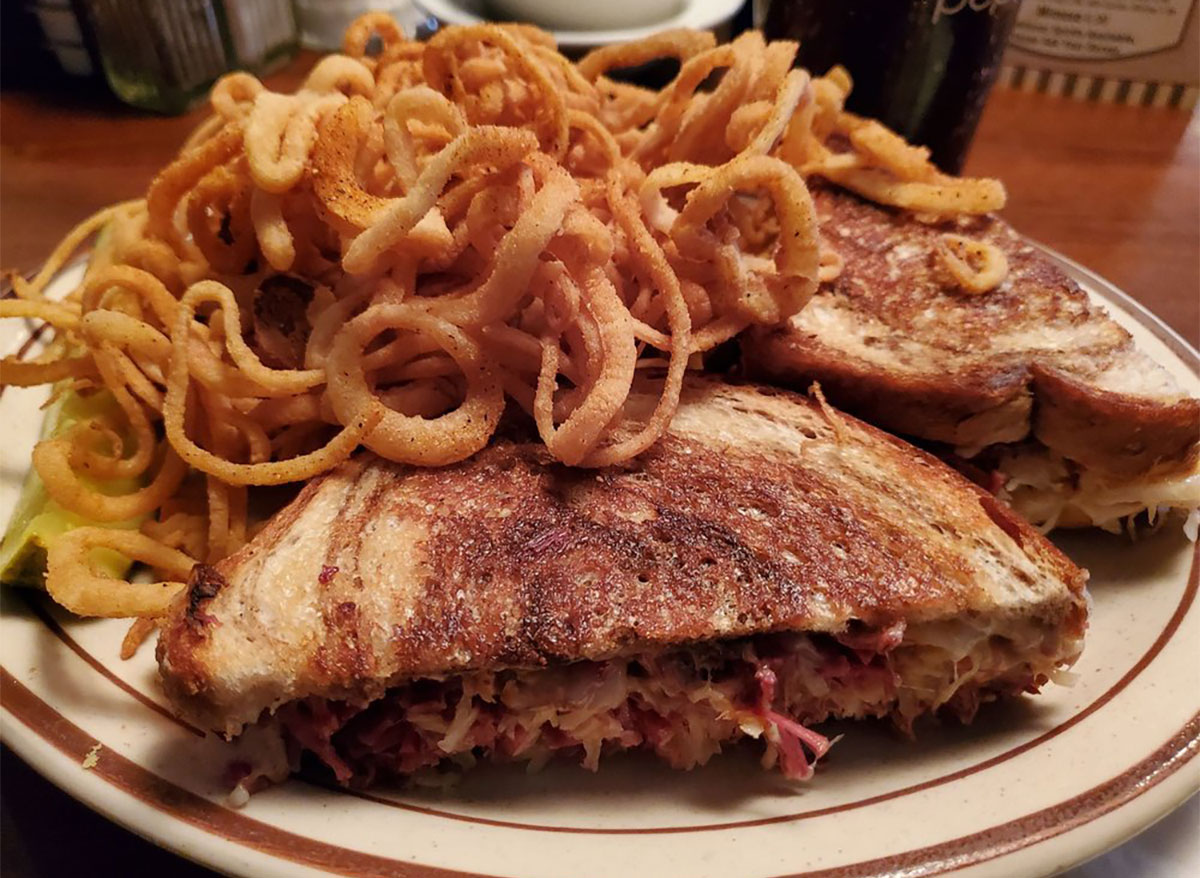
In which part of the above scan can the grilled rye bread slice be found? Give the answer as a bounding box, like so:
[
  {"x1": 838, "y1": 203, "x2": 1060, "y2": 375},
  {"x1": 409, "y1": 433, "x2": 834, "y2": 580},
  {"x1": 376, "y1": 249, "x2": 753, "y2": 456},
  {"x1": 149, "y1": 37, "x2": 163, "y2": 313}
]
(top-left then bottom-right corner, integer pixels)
[
  {"x1": 743, "y1": 185, "x2": 1199, "y2": 529},
  {"x1": 158, "y1": 377, "x2": 1087, "y2": 783}
]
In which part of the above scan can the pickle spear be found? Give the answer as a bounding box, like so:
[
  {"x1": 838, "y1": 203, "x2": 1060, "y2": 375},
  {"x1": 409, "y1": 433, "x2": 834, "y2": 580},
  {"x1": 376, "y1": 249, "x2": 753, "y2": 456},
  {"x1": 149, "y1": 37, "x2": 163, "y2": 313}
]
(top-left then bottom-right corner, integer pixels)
[{"x1": 0, "y1": 389, "x2": 146, "y2": 587}]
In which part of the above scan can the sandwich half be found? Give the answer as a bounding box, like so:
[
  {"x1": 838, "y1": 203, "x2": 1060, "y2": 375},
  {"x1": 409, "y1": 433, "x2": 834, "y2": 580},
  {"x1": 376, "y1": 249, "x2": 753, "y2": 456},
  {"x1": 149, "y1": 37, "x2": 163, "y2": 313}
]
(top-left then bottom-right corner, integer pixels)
[
  {"x1": 158, "y1": 377, "x2": 1088, "y2": 793},
  {"x1": 743, "y1": 184, "x2": 1200, "y2": 533}
]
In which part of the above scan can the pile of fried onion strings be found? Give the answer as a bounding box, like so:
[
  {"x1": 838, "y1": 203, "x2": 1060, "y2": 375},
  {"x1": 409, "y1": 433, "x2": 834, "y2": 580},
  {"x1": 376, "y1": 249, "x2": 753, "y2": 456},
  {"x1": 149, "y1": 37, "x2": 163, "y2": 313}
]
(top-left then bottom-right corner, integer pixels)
[{"x1": 0, "y1": 16, "x2": 1006, "y2": 647}]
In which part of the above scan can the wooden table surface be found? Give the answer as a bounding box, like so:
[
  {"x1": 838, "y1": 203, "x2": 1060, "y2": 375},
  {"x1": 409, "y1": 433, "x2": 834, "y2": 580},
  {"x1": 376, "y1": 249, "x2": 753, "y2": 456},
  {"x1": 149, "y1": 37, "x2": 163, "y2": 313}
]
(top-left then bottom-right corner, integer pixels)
[
  {"x1": 2, "y1": 70, "x2": 1198, "y2": 344},
  {"x1": 1, "y1": 59, "x2": 1198, "y2": 878}
]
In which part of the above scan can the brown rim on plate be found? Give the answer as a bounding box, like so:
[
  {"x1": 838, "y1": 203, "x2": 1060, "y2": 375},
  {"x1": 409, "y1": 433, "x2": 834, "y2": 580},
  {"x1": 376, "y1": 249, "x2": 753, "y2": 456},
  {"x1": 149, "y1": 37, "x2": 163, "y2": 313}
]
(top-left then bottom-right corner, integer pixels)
[
  {"x1": 23, "y1": 595, "x2": 205, "y2": 737},
  {"x1": 10, "y1": 540, "x2": 1195, "y2": 834},
  {"x1": 2, "y1": 246, "x2": 1199, "y2": 874},
  {"x1": 0, "y1": 320, "x2": 51, "y2": 395},
  {"x1": 9, "y1": 539, "x2": 1197, "y2": 835},
  {"x1": 4, "y1": 667, "x2": 1198, "y2": 878}
]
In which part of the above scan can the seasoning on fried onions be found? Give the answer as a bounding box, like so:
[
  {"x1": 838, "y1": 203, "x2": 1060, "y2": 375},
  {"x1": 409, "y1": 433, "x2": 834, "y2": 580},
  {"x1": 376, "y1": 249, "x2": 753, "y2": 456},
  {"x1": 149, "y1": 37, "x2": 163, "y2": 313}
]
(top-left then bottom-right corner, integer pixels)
[
  {"x1": 938, "y1": 234, "x2": 1010, "y2": 294},
  {"x1": 45, "y1": 527, "x2": 194, "y2": 617},
  {"x1": 9, "y1": 18, "x2": 1008, "y2": 626}
]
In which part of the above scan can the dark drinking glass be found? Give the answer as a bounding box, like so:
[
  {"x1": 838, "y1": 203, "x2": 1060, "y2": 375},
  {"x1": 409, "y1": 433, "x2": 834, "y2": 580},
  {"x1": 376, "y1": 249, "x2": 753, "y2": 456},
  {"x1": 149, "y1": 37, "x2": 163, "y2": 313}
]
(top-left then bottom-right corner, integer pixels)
[{"x1": 762, "y1": 0, "x2": 1021, "y2": 173}]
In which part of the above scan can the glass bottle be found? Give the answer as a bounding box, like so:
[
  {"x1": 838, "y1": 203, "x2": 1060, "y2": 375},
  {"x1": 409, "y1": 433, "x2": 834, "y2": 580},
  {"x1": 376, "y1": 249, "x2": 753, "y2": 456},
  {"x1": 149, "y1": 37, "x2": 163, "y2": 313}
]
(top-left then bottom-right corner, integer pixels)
[
  {"x1": 762, "y1": 0, "x2": 1021, "y2": 173},
  {"x1": 81, "y1": 0, "x2": 297, "y2": 114}
]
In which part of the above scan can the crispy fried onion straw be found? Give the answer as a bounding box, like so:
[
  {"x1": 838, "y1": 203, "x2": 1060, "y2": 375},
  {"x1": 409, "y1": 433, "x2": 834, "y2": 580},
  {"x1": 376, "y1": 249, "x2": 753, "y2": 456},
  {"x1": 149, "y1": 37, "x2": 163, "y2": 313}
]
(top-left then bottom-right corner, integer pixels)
[
  {"x1": 937, "y1": 234, "x2": 1010, "y2": 294},
  {"x1": 10, "y1": 18, "x2": 1008, "y2": 626},
  {"x1": 45, "y1": 528, "x2": 195, "y2": 617}
]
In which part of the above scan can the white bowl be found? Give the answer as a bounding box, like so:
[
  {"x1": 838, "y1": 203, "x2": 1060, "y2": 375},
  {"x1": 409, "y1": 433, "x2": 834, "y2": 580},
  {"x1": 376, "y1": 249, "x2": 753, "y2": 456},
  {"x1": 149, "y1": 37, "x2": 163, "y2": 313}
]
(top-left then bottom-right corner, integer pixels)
[
  {"x1": 415, "y1": 0, "x2": 745, "y2": 52},
  {"x1": 488, "y1": 0, "x2": 682, "y2": 31}
]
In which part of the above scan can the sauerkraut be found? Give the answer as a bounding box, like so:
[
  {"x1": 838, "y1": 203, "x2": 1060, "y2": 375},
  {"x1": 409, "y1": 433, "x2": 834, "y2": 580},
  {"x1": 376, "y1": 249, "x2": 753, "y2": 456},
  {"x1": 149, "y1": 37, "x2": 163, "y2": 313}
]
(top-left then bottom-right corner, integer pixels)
[
  {"x1": 995, "y1": 444, "x2": 1200, "y2": 535},
  {"x1": 259, "y1": 617, "x2": 1078, "y2": 791}
]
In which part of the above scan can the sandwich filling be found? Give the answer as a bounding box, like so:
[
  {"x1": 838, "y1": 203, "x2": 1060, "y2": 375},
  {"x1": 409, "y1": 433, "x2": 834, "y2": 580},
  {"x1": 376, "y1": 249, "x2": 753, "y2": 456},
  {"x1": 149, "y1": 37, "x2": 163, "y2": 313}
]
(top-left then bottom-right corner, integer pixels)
[
  {"x1": 994, "y1": 445, "x2": 1200, "y2": 536},
  {"x1": 946, "y1": 441, "x2": 1200, "y2": 535},
  {"x1": 233, "y1": 614, "x2": 1082, "y2": 796}
]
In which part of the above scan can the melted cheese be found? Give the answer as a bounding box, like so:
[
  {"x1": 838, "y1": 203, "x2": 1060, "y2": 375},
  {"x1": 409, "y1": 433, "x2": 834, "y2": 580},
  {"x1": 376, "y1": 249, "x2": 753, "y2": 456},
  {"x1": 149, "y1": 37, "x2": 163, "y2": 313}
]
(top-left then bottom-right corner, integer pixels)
[{"x1": 998, "y1": 446, "x2": 1200, "y2": 535}]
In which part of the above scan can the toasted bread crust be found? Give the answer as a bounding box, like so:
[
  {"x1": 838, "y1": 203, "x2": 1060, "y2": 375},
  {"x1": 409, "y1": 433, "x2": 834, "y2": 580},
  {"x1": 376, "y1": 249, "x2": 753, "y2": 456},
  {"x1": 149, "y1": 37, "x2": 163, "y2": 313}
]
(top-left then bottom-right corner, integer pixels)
[
  {"x1": 158, "y1": 378, "x2": 1086, "y2": 735},
  {"x1": 744, "y1": 185, "x2": 1199, "y2": 473},
  {"x1": 1031, "y1": 364, "x2": 1200, "y2": 477}
]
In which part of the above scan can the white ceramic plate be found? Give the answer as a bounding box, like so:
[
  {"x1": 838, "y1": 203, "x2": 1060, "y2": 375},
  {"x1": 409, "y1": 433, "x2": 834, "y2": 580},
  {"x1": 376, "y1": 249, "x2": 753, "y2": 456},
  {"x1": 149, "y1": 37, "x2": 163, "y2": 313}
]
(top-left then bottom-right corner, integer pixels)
[
  {"x1": 1, "y1": 250, "x2": 1198, "y2": 878},
  {"x1": 413, "y1": 0, "x2": 745, "y2": 51}
]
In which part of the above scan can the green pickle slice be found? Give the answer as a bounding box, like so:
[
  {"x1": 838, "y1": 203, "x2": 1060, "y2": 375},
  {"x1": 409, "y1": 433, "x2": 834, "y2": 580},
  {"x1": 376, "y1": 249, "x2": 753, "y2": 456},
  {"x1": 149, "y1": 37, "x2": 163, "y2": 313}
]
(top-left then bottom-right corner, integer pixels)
[{"x1": 0, "y1": 388, "x2": 147, "y2": 588}]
